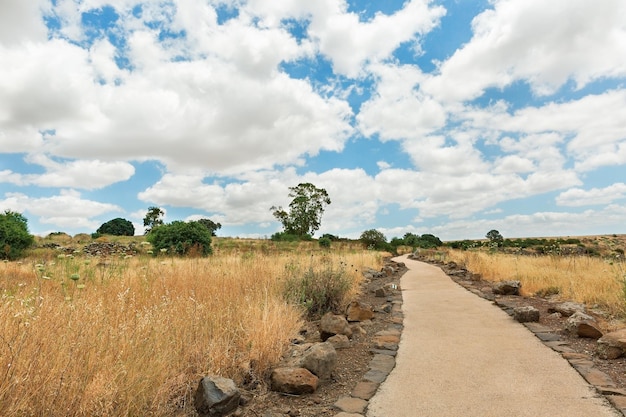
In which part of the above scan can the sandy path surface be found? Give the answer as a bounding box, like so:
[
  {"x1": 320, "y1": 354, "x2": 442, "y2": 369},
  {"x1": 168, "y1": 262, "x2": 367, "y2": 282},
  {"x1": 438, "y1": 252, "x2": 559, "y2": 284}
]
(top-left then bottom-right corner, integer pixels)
[{"x1": 366, "y1": 255, "x2": 620, "y2": 417}]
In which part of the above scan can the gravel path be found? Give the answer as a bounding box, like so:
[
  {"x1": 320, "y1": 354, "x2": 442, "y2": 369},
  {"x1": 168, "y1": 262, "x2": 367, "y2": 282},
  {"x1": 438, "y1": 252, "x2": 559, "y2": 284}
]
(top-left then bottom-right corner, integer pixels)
[{"x1": 366, "y1": 256, "x2": 621, "y2": 417}]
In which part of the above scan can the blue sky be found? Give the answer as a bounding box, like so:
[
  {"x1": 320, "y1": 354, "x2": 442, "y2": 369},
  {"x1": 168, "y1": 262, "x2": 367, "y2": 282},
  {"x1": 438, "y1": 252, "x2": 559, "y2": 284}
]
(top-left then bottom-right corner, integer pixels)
[{"x1": 1, "y1": 0, "x2": 625, "y2": 241}]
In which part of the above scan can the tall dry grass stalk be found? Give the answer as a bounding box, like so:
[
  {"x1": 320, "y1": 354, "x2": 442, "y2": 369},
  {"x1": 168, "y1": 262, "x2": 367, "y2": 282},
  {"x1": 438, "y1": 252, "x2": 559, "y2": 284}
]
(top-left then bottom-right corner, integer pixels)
[
  {"x1": 0, "y1": 250, "x2": 382, "y2": 416},
  {"x1": 446, "y1": 250, "x2": 626, "y2": 317}
]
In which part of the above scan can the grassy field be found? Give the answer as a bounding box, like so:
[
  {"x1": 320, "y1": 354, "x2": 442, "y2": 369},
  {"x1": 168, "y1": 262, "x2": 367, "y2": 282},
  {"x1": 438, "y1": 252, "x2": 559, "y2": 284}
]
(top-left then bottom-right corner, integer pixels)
[
  {"x1": 0, "y1": 241, "x2": 384, "y2": 416},
  {"x1": 446, "y1": 249, "x2": 626, "y2": 319}
]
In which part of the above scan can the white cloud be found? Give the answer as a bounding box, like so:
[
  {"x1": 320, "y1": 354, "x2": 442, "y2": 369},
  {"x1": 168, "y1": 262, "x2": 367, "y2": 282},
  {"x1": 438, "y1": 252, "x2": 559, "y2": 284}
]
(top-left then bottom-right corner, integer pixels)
[
  {"x1": 0, "y1": 155, "x2": 135, "y2": 190},
  {"x1": 0, "y1": 190, "x2": 123, "y2": 232},
  {"x1": 0, "y1": 0, "x2": 49, "y2": 44},
  {"x1": 423, "y1": 0, "x2": 626, "y2": 102},
  {"x1": 556, "y1": 183, "x2": 626, "y2": 207}
]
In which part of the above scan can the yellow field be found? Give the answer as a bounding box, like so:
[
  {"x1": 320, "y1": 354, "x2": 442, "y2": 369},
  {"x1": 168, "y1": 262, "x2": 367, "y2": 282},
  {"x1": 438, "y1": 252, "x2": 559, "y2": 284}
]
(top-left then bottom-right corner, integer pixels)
[
  {"x1": 0, "y1": 250, "x2": 383, "y2": 416},
  {"x1": 446, "y1": 250, "x2": 626, "y2": 317}
]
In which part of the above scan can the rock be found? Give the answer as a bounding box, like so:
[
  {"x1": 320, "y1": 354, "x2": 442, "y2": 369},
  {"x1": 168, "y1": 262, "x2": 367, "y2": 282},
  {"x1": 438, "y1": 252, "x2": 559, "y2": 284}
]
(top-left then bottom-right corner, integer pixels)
[
  {"x1": 351, "y1": 381, "x2": 379, "y2": 400},
  {"x1": 597, "y1": 329, "x2": 626, "y2": 359},
  {"x1": 299, "y1": 342, "x2": 337, "y2": 380},
  {"x1": 346, "y1": 300, "x2": 374, "y2": 322},
  {"x1": 320, "y1": 312, "x2": 352, "y2": 341},
  {"x1": 326, "y1": 334, "x2": 350, "y2": 349},
  {"x1": 548, "y1": 301, "x2": 586, "y2": 317},
  {"x1": 194, "y1": 376, "x2": 241, "y2": 417},
  {"x1": 513, "y1": 306, "x2": 540, "y2": 323},
  {"x1": 334, "y1": 396, "x2": 368, "y2": 414},
  {"x1": 270, "y1": 367, "x2": 318, "y2": 395},
  {"x1": 374, "y1": 287, "x2": 389, "y2": 297},
  {"x1": 492, "y1": 280, "x2": 521, "y2": 295},
  {"x1": 566, "y1": 311, "x2": 603, "y2": 339}
]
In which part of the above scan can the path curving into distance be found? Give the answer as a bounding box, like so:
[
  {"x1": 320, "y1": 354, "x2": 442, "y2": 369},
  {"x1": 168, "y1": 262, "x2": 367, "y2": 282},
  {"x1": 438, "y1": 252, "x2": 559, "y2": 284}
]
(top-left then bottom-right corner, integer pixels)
[{"x1": 366, "y1": 255, "x2": 621, "y2": 417}]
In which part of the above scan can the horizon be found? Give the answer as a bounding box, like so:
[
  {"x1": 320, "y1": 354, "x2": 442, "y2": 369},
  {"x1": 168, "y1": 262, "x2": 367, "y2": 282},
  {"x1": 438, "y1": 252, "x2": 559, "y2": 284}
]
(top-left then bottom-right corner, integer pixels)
[{"x1": 1, "y1": 0, "x2": 625, "y2": 241}]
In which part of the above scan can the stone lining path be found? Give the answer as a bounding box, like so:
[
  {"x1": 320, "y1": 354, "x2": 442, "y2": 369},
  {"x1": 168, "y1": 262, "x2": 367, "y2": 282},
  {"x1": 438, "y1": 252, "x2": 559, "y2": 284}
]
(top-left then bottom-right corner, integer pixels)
[{"x1": 354, "y1": 255, "x2": 622, "y2": 417}]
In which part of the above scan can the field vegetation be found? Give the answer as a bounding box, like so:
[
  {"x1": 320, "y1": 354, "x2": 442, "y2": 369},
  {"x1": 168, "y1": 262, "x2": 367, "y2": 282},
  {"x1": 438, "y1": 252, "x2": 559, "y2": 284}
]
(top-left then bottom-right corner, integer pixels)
[
  {"x1": 0, "y1": 237, "x2": 384, "y2": 416},
  {"x1": 442, "y1": 234, "x2": 626, "y2": 318}
]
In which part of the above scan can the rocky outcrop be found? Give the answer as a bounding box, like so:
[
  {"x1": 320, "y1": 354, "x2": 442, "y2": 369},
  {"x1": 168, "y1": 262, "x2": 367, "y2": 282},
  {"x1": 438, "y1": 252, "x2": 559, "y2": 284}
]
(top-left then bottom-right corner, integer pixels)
[
  {"x1": 270, "y1": 367, "x2": 318, "y2": 395},
  {"x1": 597, "y1": 329, "x2": 626, "y2": 359},
  {"x1": 194, "y1": 376, "x2": 240, "y2": 417},
  {"x1": 299, "y1": 342, "x2": 337, "y2": 380},
  {"x1": 320, "y1": 312, "x2": 352, "y2": 341},
  {"x1": 346, "y1": 300, "x2": 374, "y2": 322},
  {"x1": 513, "y1": 306, "x2": 540, "y2": 323},
  {"x1": 566, "y1": 311, "x2": 603, "y2": 339},
  {"x1": 492, "y1": 280, "x2": 521, "y2": 295},
  {"x1": 548, "y1": 301, "x2": 586, "y2": 317}
]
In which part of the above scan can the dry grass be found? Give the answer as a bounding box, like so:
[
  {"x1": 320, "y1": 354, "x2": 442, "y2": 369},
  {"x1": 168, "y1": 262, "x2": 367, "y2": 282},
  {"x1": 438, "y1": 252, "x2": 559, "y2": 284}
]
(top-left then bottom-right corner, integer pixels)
[
  {"x1": 0, "y1": 250, "x2": 382, "y2": 416},
  {"x1": 446, "y1": 250, "x2": 626, "y2": 317}
]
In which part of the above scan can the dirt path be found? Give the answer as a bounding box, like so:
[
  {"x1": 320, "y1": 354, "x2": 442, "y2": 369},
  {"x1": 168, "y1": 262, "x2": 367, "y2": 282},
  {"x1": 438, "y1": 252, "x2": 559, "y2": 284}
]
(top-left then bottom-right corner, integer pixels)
[{"x1": 366, "y1": 255, "x2": 621, "y2": 417}]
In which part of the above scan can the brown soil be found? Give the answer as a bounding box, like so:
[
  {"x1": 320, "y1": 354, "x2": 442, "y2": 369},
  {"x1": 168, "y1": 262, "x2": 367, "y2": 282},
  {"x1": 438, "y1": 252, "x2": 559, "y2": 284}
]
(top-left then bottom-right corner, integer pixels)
[{"x1": 233, "y1": 256, "x2": 626, "y2": 417}]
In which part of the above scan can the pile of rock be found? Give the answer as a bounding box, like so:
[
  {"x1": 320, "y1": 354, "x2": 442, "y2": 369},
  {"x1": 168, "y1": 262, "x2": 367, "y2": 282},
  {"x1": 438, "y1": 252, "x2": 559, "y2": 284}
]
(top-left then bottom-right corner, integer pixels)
[{"x1": 82, "y1": 242, "x2": 138, "y2": 257}]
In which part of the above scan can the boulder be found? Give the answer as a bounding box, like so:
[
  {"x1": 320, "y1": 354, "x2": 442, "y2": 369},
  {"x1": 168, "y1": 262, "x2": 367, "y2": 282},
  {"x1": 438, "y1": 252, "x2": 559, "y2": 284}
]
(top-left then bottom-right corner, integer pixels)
[
  {"x1": 299, "y1": 342, "x2": 337, "y2": 380},
  {"x1": 320, "y1": 312, "x2": 352, "y2": 341},
  {"x1": 597, "y1": 329, "x2": 626, "y2": 359},
  {"x1": 548, "y1": 301, "x2": 586, "y2": 317},
  {"x1": 513, "y1": 306, "x2": 540, "y2": 323},
  {"x1": 492, "y1": 280, "x2": 521, "y2": 295},
  {"x1": 327, "y1": 334, "x2": 350, "y2": 349},
  {"x1": 346, "y1": 300, "x2": 374, "y2": 322},
  {"x1": 566, "y1": 311, "x2": 603, "y2": 339},
  {"x1": 194, "y1": 376, "x2": 241, "y2": 417},
  {"x1": 270, "y1": 367, "x2": 318, "y2": 395}
]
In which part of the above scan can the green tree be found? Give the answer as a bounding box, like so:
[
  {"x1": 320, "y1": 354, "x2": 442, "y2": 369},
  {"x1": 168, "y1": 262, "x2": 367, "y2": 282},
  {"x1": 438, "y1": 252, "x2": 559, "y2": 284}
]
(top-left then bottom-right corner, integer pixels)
[
  {"x1": 143, "y1": 206, "x2": 164, "y2": 234},
  {"x1": 270, "y1": 183, "x2": 331, "y2": 238},
  {"x1": 359, "y1": 229, "x2": 387, "y2": 250},
  {"x1": 97, "y1": 218, "x2": 135, "y2": 236},
  {"x1": 0, "y1": 210, "x2": 34, "y2": 260},
  {"x1": 486, "y1": 229, "x2": 504, "y2": 247},
  {"x1": 417, "y1": 233, "x2": 443, "y2": 248},
  {"x1": 147, "y1": 221, "x2": 212, "y2": 256},
  {"x1": 197, "y1": 218, "x2": 222, "y2": 236}
]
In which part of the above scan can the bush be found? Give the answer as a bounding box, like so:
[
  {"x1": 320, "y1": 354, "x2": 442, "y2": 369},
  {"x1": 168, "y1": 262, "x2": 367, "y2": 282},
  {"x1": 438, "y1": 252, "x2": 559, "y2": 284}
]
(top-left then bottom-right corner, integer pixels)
[
  {"x1": 97, "y1": 218, "x2": 135, "y2": 236},
  {"x1": 271, "y1": 232, "x2": 312, "y2": 242},
  {"x1": 318, "y1": 237, "x2": 331, "y2": 248},
  {"x1": 147, "y1": 221, "x2": 212, "y2": 256},
  {"x1": 283, "y1": 260, "x2": 352, "y2": 318},
  {"x1": 0, "y1": 210, "x2": 34, "y2": 260}
]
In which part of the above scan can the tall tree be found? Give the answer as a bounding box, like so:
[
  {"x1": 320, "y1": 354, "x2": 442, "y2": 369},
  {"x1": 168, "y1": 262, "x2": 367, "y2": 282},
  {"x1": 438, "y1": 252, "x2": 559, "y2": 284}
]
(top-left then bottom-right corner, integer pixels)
[
  {"x1": 271, "y1": 183, "x2": 331, "y2": 237},
  {"x1": 197, "y1": 218, "x2": 222, "y2": 236},
  {"x1": 143, "y1": 206, "x2": 164, "y2": 234}
]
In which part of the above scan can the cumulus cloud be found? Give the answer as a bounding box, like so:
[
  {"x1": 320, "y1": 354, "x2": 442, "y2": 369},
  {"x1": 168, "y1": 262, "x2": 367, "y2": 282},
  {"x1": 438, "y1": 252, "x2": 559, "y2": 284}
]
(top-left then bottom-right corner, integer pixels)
[
  {"x1": 0, "y1": 190, "x2": 123, "y2": 232},
  {"x1": 556, "y1": 183, "x2": 626, "y2": 207},
  {"x1": 423, "y1": 0, "x2": 626, "y2": 102}
]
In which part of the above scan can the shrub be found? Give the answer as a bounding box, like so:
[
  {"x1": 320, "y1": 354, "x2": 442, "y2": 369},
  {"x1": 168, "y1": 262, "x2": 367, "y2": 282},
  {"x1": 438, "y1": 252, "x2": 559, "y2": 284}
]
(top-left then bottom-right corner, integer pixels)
[
  {"x1": 0, "y1": 210, "x2": 34, "y2": 260},
  {"x1": 283, "y1": 260, "x2": 352, "y2": 318},
  {"x1": 318, "y1": 237, "x2": 331, "y2": 248},
  {"x1": 97, "y1": 218, "x2": 135, "y2": 236},
  {"x1": 147, "y1": 221, "x2": 212, "y2": 256}
]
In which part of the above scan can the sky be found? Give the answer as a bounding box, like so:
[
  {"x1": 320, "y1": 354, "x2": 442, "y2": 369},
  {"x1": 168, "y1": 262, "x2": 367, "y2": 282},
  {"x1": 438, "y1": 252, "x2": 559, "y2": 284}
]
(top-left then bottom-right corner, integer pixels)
[{"x1": 0, "y1": 0, "x2": 625, "y2": 241}]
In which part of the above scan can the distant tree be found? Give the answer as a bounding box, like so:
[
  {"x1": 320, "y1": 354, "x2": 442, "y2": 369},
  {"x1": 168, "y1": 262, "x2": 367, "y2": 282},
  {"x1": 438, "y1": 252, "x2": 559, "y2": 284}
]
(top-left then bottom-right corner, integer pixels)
[
  {"x1": 486, "y1": 229, "x2": 504, "y2": 247},
  {"x1": 147, "y1": 221, "x2": 212, "y2": 256},
  {"x1": 197, "y1": 218, "x2": 222, "y2": 236},
  {"x1": 318, "y1": 236, "x2": 331, "y2": 248},
  {"x1": 359, "y1": 229, "x2": 387, "y2": 250},
  {"x1": 0, "y1": 210, "x2": 34, "y2": 260},
  {"x1": 143, "y1": 206, "x2": 164, "y2": 234},
  {"x1": 417, "y1": 233, "x2": 443, "y2": 248},
  {"x1": 271, "y1": 183, "x2": 331, "y2": 238},
  {"x1": 97, "y1": 218, "x2": 135, "y2": 236}
]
